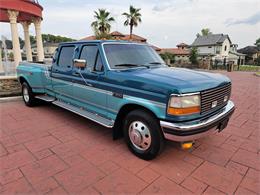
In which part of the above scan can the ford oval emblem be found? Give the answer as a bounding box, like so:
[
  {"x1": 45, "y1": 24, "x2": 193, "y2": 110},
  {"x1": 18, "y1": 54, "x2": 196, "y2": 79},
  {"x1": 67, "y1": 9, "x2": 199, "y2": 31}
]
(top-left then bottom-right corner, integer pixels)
[
  {"x1": 224, "y1": 95, "x2": 228, "y2": 102},
  {"x1": 211, "y1": 100, "x2": 218, "y2": 108}
]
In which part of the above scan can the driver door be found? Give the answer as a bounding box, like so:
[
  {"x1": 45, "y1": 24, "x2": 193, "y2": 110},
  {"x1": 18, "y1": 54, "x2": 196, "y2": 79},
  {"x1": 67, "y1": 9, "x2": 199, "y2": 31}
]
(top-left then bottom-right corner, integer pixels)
[{"x1": 71, "y1": 44, "x2": 107, "y2": 117}]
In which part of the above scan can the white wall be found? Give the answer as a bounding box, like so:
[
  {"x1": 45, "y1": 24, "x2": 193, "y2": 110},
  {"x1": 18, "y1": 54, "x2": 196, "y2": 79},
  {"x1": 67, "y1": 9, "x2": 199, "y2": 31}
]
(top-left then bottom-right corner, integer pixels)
[
  {"x1": 197, "y1": 46, "x2": 216, "y2": 54},
  {"x1": 221, "y1": 38, "x2": 231, "y2": 57},
  {"x1": 197, "y1": 38, "x2": 231, "y2": 58}
]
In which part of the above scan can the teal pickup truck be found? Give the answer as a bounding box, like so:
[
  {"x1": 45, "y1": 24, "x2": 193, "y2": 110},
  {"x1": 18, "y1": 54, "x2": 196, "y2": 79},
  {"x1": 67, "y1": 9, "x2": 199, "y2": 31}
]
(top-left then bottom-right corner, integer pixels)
[{"x1": 17, "y1": 40, "x2": 235, "y2": 160}]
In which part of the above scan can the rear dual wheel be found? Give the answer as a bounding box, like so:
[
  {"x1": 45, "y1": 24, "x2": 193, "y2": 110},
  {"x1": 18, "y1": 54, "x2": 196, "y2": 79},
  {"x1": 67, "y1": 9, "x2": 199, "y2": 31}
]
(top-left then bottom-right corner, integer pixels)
[
  {"x1": 124, "y1": 110, "x2": 164, "y2": 160},
  {"x1": 22, "y1": 83, "x2": 37, "y2": 107}
]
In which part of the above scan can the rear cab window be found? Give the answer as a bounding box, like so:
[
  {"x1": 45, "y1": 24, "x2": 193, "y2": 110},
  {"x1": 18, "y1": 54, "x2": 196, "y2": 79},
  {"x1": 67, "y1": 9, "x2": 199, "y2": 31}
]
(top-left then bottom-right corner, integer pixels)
[{"x1": 57, "y1": 45, "x2": 75, "y2": 71}]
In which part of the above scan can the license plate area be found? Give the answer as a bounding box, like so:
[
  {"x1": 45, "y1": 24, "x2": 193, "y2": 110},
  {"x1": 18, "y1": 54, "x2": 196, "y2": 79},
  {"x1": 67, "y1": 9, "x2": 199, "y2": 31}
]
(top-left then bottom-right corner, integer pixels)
[{"x1": 217, "y1": 118, "x2": 229, "y2": 132}]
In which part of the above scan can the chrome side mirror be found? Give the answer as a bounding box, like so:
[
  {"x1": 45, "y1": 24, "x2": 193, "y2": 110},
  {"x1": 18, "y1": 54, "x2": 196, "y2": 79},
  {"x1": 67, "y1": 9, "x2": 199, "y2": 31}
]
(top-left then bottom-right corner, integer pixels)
[{"x1": 74, "y1": 59, "x2": 86, "y2": 69}]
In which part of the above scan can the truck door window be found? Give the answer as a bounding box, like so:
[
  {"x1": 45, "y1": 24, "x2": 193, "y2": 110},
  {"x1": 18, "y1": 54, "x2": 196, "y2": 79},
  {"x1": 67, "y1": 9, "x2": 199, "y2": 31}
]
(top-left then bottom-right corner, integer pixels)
[
  {"x1": 94, "y1": 52, "x2": 104, "y2": 72},
  {"x1": 80, "y1": 45, "x2": 98, "y2": 70},
  {"x1": 58, "y1": 46, "x2": 75, "y2": 69}
]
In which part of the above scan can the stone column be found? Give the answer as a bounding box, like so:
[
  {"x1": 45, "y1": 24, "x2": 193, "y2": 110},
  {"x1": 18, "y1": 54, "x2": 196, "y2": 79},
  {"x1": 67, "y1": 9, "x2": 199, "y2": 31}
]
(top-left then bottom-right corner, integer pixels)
[
  {"x1": 33, "y1": 17, "x2": 44, "y2": 61},
  {"x1": 21, "y1": 21, "x2": 32, "y2": 61},
  {"x1": 0, "y1": 46, "x2": 4, "y2": 73},
  {"x1": 7, "y1": 10, "x2": 22, "y2": 67}
]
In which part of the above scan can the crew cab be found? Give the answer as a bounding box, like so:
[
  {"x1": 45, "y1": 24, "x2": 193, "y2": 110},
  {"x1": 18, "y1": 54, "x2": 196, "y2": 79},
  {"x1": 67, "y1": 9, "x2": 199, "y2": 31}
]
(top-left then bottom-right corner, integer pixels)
[{"x1": 17, "y1": 40, "x2": 235, "y2": 160}]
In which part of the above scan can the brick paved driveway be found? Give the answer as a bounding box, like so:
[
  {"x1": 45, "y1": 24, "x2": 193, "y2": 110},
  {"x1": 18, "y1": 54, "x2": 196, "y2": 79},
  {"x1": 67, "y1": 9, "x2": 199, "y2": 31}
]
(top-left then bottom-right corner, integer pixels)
[{"x1": 0, "y1": 71, "x2": 259, "y2": 194}]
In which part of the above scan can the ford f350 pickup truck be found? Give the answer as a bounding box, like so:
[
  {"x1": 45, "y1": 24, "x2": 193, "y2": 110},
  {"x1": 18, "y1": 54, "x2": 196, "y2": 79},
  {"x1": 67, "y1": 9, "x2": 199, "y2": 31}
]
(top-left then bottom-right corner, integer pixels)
[{"x1": 17, "y1": 40, "x2": 235, "y2": 160}]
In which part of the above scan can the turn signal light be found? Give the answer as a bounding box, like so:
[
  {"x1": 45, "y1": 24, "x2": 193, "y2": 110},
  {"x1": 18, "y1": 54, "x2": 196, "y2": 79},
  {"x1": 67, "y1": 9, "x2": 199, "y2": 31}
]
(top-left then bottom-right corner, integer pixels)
[
  {"x1": 168, "y1": 106, "x2": 200, "y2": 115},
  {"x1": 181, "y1": 142, "x2": 193, "y2": 149}
]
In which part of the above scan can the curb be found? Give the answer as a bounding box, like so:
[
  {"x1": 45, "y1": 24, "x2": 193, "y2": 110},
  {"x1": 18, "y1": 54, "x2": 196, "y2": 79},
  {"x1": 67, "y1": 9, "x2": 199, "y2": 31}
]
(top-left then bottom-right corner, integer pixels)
[
  {"x1": 0, "y1": 96, "x2": 22, "y2": 103},
  {"x1": 254, "y1": 73, "x2": 260, "y2": 77}
]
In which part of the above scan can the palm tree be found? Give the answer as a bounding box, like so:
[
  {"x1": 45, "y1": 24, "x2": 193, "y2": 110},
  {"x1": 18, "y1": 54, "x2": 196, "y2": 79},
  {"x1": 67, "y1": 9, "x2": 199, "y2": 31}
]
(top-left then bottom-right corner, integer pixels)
[
  {"x1": 122, "y1": 5, "x2": 142, "y2": 39},
  {"x1": 91, "y1": 9, "x2": 115, "y2": 38}
]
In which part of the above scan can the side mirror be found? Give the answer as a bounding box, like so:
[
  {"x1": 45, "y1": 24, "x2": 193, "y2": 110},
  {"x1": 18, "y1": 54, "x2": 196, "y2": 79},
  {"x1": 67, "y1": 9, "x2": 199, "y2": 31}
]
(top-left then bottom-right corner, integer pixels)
[
  {"x1": 74, "y1": 59, "x2": 86, "y2": 69},
  {"x1": 52, "y1": 48, "x2": 59, "y2": 63}
]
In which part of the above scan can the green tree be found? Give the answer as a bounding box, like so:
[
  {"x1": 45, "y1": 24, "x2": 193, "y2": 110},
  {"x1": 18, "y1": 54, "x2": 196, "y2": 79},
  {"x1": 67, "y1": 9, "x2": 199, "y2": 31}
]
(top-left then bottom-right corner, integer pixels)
[
  {"x1": 122, "y1": 5, "x2": 142, "y2": 39},
  {"x1": 255, "y1": 38, "x2": 260, "y2": 48},
  {"x1": 19, "y1": 37, "x2": 24, "y2": 48},
  {"x1": 30, "y1": 35, "x2": 36, "y2": 44},
  {"x1": 160, "y1": 52, "x2": 175, "y2": 64},
  {"x1": 42, "y1": 34, "x2": 75, "y2": 43},
  {"x1": 91, "y1": 9, "x2": 115, "y2": 39},
  {"x1": 255, "y1": 56, "x2": 260, "y2": 66},
  {"x1": 189, "y1": 47, "x2": 198, "y2": 64},
  {"x1": 196, "y1": 28, "x2": 212, "y2": 37},
  {"x1": 8, "y1": 52, "x2": 14, "y2": 61}
]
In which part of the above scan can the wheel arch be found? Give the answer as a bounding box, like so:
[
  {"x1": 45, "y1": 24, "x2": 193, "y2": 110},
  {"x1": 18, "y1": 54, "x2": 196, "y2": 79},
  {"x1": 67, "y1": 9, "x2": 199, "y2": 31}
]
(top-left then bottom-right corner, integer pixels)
[
  {"x1": 112, "y1": 103, "x2": 160, "y2": 140},
  {"x1": 18, "y1": 76, "x2": 29, "y2": 86}
]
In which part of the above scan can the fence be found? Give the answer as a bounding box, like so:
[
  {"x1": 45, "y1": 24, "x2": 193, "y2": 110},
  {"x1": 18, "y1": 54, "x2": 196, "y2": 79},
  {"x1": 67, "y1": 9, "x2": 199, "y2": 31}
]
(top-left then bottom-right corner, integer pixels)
[{"x1": 0, "y1": 61, "x2": 16, "y2": 76}]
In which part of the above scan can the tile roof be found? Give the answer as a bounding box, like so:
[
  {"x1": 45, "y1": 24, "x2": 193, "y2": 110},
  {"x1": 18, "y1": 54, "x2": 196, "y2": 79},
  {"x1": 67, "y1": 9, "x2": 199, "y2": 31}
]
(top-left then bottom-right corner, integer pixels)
[
  {"x1": 177, "y1": 42, "x2": 189, "y2": 47},
  {"x1": 160, "y1": 48, "x2": 190, "y2": 55},
  {"x1": 80, "y1": 35, "x2": 96, "y2": 41},
  {"x1": 150, "y1": 44, "x2": 161, "y2": 51},
  {"x1": 110, "y1": 31, "x2": 125, "y2": 36},
  {"x1": 80, "y1": 32, "x2": 147, "y2": 42}
]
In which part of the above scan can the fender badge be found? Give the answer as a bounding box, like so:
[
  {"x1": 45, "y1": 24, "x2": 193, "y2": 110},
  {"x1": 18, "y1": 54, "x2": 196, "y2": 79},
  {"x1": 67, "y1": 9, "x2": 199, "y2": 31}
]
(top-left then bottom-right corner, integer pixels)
[{"x1": 211, "y1": 100, "x2": 218, "y2": 108}]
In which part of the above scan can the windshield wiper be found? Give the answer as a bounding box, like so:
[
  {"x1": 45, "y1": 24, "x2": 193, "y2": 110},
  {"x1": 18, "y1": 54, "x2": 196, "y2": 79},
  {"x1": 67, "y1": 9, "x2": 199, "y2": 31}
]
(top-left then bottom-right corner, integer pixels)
[
  {"x1": 114, "y1": 64, "x2": 150, "y2": 69},
  {"x1": 148, "y1": 62, "x2": 164, "y2": 65}
]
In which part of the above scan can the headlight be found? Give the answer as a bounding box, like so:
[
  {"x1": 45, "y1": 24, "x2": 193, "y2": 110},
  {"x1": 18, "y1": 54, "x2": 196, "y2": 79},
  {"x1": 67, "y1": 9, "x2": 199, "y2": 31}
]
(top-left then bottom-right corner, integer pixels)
[{"x1": 168, "y1": 94, "x2": 200, "y2": 115}]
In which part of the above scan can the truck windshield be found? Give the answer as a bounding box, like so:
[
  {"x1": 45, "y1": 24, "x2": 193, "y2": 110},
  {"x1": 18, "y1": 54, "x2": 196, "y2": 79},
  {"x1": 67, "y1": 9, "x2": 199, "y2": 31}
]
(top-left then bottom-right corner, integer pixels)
[{"x1": 103, "y1": 44, "x2": 165, "y2": 69}]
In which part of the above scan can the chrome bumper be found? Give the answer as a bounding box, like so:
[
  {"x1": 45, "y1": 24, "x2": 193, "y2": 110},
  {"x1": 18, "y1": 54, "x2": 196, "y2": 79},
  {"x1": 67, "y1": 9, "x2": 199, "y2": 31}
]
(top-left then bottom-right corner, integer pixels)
[{"x1": 160, "y1": 100, "x2": 235, "y2": 142}]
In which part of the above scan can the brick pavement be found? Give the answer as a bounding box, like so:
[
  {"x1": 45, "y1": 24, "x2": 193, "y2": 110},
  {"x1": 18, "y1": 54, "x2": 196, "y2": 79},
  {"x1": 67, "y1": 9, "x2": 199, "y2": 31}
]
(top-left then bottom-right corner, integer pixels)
[{"x1": 0, "y1": 71, "x2": 259, "y2": 194}]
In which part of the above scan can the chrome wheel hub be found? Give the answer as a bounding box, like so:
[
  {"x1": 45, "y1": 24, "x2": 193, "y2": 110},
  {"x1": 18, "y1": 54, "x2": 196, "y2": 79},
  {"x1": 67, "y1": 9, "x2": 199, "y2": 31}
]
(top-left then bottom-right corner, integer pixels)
[
  {"x1": 23, "y1": 87, "x2": 29, "y2": 102},
  {"x1": 129, "y1": 121, "x2": 151, "y2": 151}
]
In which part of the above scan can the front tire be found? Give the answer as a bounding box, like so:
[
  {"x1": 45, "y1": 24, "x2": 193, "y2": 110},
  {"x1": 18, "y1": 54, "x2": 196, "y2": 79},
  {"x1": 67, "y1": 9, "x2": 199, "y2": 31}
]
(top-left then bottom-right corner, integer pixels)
[
  {"x1": 22, "y1": 83, "x2": 36, "y2": 107},
  {"x1": 123, "y1": 110, "x2": 164, "y2": 160}
]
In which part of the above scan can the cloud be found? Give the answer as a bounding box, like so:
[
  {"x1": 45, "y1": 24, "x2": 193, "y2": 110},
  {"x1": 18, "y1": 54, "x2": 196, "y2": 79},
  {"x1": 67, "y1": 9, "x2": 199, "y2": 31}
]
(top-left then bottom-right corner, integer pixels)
[
  {"x1": 225, "y1": 12, "x2": 260, "y2": 26},
  {"x1": 152, "y1": 2, "x2": 173, "y2": 12}
]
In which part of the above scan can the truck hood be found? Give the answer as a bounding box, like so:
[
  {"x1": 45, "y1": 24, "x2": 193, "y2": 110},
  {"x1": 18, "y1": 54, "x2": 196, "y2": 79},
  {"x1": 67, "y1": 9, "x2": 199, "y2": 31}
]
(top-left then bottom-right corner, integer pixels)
[{"x1": 109, "y1": 67, "x2": 231, "y2": 94}]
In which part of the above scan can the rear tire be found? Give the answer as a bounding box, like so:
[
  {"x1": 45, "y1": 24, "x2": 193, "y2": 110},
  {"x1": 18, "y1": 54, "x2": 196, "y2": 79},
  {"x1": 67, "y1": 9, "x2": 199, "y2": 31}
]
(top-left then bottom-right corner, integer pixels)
[
  {"x1": 123, "y1": 109, "x2": 164, "y2": 160},
  {"x1": 22, "y1": 83, "x2": 36, "y2": 107}
]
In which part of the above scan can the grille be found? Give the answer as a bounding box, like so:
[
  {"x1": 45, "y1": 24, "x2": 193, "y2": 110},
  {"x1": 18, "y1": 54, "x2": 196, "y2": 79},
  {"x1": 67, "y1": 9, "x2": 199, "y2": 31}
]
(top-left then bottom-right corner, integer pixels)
[{"x1": 200, "y1": 83, "x2": 231, "y2": 114}]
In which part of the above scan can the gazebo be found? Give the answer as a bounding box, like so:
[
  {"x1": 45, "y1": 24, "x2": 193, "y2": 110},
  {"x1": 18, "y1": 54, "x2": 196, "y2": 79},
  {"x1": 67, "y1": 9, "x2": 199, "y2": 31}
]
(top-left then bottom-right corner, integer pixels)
[{"x1": 0, "y1": 0, "x2": 44, "y2": 67}]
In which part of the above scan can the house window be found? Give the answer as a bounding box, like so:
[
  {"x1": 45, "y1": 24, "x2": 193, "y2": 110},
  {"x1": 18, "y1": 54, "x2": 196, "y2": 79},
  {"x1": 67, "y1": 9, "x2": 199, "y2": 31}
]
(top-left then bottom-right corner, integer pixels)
[
  {"x1": 208, "y1": 46, "x2": 212, "y2": 48},
  {"x1": 224, "y1": 45, "x2": 227, "y2": 51}
]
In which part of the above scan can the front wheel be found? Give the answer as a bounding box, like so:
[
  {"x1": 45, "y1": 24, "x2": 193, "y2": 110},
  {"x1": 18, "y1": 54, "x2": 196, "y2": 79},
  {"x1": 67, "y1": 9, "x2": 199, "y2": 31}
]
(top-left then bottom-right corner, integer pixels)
[
  {"x1": 124, "y1": 110, "x2": 164, "y2": 160},
  {"x1": 22, "y1": 83, "x2": 36, "y2": 107}
]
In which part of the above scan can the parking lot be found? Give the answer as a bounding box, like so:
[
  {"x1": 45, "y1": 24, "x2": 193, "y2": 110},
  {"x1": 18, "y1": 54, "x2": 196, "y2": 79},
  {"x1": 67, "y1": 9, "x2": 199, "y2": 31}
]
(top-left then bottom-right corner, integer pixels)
[{"x1": 0, "y1": 71, "x2": 259, "y2": 194}]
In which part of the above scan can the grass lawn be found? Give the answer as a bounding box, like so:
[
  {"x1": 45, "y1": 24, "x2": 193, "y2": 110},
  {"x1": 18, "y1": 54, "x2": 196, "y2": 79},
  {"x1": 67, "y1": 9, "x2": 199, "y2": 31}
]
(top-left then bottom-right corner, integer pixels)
[
  {"x1": 237, "y1": 65, "x2": 260, "y2": 72},
  {"x1": 254, "y1": 72, "x2": 260, "y2": 76}
]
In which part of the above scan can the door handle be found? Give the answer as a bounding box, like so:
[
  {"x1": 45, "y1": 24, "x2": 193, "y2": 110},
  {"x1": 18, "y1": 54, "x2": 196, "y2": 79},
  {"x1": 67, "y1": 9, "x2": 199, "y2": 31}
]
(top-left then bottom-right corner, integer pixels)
[
  {"x1": 53, "y1": 69, "x2": 59, "y2": 73},
  {"x1": 72, "y1": 72, "x2": 79, "y2": 76}
]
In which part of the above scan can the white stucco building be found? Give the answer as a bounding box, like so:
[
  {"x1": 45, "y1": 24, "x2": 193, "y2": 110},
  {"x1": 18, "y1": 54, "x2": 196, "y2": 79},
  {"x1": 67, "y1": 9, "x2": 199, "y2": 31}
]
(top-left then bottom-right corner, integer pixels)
[{"x1": 191, "y1": 34, "x2": 245, "y2": 65}]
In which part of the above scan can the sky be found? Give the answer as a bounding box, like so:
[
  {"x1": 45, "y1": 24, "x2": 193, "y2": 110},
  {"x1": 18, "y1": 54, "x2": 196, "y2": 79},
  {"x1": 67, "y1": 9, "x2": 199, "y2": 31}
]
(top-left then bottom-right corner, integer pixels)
[{"x1": 0, "y1": 0, "x2": 260, "y2": 48}]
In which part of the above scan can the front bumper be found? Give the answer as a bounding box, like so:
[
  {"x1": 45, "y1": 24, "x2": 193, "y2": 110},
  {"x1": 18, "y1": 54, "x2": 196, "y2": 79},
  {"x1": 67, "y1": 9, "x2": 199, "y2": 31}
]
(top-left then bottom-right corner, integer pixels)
[{"x1": 160, "y1": 100, "x2": 235, "y2": 142}]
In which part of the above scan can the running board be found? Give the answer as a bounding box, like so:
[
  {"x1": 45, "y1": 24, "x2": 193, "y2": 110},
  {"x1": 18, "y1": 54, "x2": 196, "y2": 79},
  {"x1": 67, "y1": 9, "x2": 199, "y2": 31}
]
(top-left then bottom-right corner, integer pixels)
[
  {"x1": 52, "y1": 100, "x2": 114, "y2": 128},
  {"x1": 35, "y1": 94, "x2": 56, "y2": 102}
]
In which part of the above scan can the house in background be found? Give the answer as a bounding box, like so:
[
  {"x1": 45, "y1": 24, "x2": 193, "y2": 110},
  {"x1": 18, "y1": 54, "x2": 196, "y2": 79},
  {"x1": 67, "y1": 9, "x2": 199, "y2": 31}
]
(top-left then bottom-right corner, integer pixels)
[
  {"x1": 30, "y1": 42, "x2": 59, "y2": 60},
  {"x1": 191, "y1": 34, "x2": 245, "y2": 66},
  {"x1": 80, "y1": 31, "x2": 160, "y2": 51},
  {"x1": 238, "y1": 46, "x2": 260, "y2": 65},
  {"x1": 160, "y1": 43, "x2": 190, "y2": 65},
  {"x1": 81, "y1": 31, "x2": 147, "y2": 43},
  {"x1": 229, "y1": 44, "x2": 246, "y2": 65}
]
